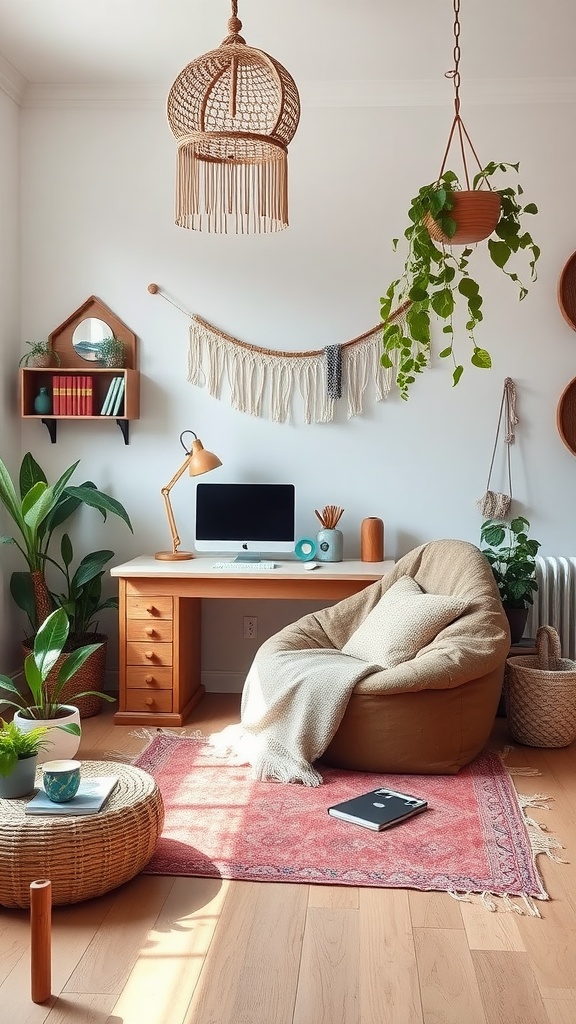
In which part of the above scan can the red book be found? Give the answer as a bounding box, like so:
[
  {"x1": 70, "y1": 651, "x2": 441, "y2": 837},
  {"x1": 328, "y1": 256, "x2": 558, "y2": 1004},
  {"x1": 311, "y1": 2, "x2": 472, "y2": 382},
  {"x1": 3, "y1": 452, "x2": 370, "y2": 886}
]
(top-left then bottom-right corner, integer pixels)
[
  {"x1": 53, "y1": 376, "x2": 60, "y2": 416},
  {"x1": 80, "y1": 375, "x2": 86, "y2": 415},
  {"x1": 86, "y1": 375, "x2": 93, "y2": 415},
  {"x1": 65, "y1": 375, "x2": 73, "y2": 415}
]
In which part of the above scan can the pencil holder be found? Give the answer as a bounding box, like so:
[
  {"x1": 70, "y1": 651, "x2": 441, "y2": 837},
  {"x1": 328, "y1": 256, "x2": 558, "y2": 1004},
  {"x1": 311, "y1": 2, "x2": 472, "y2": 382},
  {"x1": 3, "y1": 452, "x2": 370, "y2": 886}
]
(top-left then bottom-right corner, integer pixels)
[
  {"x1": 316, "y1": 528, "x2": 343, "y2": 562},
  {"x1": 361, "y1": 517, "x2": 384, "y2": 561}
]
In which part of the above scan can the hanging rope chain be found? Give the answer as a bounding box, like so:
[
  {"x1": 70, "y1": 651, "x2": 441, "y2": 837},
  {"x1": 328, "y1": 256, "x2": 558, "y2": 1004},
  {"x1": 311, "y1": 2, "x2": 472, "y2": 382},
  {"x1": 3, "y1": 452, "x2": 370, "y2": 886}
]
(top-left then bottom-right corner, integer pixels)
[{"x1": 438, "y1": 0, "x2": 486, "y2": 187}]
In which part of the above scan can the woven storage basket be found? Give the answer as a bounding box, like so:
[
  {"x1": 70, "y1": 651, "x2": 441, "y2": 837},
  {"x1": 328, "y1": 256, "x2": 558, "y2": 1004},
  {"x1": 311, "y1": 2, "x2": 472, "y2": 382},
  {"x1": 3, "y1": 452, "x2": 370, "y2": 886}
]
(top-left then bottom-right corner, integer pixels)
[
  {"x1": 506, "y1": 625, "x2": 576, "y2": 747},
  {"x1": 22, "y1": 635, "x2": 107, "y2": 719},
  {"x1": 424, "y1": 190, "x2": 501, "y2": 245}
]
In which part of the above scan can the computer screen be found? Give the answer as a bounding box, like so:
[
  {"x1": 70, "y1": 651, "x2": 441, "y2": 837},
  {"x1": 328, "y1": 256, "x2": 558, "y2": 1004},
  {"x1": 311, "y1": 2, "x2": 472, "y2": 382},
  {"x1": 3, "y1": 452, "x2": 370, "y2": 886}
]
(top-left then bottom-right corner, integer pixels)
[{"x1": 195, "y1": 483, "x2": 296, "y2": 554}]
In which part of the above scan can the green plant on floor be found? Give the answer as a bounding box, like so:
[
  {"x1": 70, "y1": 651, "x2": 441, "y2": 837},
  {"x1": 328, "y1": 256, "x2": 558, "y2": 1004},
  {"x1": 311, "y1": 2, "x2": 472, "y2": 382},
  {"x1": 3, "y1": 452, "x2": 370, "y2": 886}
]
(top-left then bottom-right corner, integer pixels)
[
  {"x1": 480, "y1": 516, "x2": 541, "y2": 609},
  {"x1": 380, "y1": 163, "x2": 540, "y2": 399},
  {"x1": 0, "y1": 451, "x2": 132, "y2": 637},
  {"x1": 0, "y1": 607, "x2": 112, "y2": 720},
  {"x1": 0, "y1": 719, "x2": 51, "y2": 777}
]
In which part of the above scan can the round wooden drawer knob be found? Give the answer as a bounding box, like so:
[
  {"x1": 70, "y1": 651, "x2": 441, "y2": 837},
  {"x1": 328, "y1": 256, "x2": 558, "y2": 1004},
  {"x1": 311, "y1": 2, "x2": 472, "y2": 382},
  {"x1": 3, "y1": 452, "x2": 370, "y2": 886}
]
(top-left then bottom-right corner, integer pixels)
[
  {"x1": 145, "y1": 698, "x2": 154, "y2": 706},
  {"x1": 145, "y1": 675, "x2": 154, "y2": 684},
  {"x1": 145, "y1": 628, "x2": 156, "y2": 637},
  {"x1": 144, "y1": 651, "x2": 154, "y2": 660},
  {"x1": 146, "y1": 605, "x2": 156, "y2": 615}
]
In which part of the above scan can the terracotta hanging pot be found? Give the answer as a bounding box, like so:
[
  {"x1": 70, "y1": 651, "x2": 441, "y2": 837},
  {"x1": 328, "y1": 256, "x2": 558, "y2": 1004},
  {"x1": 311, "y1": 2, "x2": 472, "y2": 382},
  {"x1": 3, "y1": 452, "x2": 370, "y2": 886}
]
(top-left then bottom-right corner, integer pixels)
[{"x1": 425, "y1": 190, "x2": 501, "y2": 245}]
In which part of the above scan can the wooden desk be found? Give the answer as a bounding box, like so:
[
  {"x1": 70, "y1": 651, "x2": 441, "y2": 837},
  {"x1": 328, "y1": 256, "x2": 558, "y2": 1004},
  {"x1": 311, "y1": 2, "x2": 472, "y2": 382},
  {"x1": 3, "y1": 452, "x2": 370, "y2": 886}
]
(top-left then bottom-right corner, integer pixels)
[{"x1": 110, "y1": 557, "x2": 394, "y2": 727}]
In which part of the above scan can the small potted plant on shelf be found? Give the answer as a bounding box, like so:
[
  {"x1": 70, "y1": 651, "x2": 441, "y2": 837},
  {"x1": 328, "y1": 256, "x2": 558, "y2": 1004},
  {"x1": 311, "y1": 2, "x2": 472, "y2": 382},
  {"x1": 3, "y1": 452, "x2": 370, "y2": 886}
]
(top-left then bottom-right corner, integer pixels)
[
  {"x1": 99, "y1": 335, "x2": 125, "y2": 368},
  {"x1": 380, "y1": 163, "x2": 540, "y2": 399},
  {"x1": 18, "y1": 340, "x2": 60, "y2": 368},
  {"x1": 0, "y1": 452, "x2": 132, "y2": 715},
  {"x1": 0, "y1": 719, "x2": 51, "y2": 798},
  {"x1": 480, "y1": 516, "x2": 541, "y2": 643},
  {"x1": 0, "y1": 607, "x2": 114, "y2": 764}
]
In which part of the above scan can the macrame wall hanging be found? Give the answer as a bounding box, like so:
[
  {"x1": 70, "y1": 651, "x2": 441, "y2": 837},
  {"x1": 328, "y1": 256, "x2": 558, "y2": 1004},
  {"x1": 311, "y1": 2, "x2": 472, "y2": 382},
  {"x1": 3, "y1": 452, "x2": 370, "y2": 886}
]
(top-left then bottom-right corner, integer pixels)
[
  {"x1": 477, "y1": 377, "x2": 519, "y2": 518},
  {"x1": 148, "y1": 284, "x2": 409, "y2": 424}
]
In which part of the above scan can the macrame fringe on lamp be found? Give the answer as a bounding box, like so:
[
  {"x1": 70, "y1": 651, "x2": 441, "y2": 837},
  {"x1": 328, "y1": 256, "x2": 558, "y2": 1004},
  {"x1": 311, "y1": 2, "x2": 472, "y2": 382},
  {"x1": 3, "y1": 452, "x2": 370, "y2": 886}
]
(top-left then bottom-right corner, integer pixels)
[{"x1": 167, "y1": 1, "x2": 300, "y2": 234}]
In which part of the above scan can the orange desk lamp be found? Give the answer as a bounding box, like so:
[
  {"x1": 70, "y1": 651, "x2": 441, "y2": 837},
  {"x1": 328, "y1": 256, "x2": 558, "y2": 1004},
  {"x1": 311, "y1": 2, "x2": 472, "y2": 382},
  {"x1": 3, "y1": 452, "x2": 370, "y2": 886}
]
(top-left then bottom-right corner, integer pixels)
[{"x1": 155, "y1": 429, "x2": 222, "y2": 560}]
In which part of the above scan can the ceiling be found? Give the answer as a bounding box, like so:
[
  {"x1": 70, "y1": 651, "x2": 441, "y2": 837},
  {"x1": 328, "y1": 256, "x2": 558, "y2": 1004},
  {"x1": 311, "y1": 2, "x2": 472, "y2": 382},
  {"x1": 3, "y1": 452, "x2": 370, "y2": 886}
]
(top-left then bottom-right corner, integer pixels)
[{"x1": 0, "y1": 0, "x2": 574, "y2": 95}]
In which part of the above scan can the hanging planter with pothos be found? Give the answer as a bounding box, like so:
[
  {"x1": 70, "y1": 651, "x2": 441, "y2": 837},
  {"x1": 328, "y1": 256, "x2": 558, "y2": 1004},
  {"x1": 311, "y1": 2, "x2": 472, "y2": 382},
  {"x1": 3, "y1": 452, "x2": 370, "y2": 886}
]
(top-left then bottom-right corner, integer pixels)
[{"x1": 380, "y1": 0, "x2": 540, "y2": 400}]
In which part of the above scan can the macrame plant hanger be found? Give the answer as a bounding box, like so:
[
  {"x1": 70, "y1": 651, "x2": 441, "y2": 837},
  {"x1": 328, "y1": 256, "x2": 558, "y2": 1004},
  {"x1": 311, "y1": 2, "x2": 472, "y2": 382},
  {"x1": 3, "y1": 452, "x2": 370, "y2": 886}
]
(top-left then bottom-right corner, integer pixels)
[
  {"x1": 477, "y1": 377, "x2": 519, "y2": 519},
  {"x1": 427, "y1": 0, "x2": 501, "y2": 246}
]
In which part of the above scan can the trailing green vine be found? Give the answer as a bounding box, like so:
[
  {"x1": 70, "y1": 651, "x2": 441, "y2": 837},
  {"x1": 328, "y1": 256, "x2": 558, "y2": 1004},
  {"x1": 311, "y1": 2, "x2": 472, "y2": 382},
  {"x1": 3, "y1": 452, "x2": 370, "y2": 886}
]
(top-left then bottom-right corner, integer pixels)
[{"x1": 380, "y1": 163, "x2": 540, "y2": 399}]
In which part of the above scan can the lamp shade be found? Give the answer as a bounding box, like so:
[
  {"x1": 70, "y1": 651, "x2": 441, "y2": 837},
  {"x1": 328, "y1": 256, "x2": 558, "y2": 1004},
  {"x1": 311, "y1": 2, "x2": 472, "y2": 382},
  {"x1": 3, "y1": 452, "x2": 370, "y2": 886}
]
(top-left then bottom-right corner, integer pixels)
[
  {"x1": 166, "y1": 3, "x2": 300, "y2": 233},
  {"x1": 189, "y1": 439, "x2": 222, "y2": 476}
]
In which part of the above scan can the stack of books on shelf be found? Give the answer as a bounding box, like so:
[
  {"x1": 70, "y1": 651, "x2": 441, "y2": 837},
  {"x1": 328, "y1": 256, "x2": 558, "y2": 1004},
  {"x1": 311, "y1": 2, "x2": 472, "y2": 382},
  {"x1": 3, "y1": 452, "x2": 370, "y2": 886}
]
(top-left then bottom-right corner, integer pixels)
[
  {"x1": 100, "y1": 376, "x2": 125, "y2": 416},
  {"x1": 52, "y1": 375, "x2": 94, "y2": 415}
]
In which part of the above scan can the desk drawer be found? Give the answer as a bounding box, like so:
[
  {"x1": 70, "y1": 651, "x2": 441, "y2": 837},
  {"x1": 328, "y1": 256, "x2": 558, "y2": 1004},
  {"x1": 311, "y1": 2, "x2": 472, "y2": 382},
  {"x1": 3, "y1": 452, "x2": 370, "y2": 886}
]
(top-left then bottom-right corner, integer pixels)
[
  {"x1": 126, "y1": 667, "x2": 173, "y2": 690},
  {"x1": 126, "y1": 619, "x2": 173, "y2": 642},
  {"x1": 126, "y1": 688, "x2": 173, "y2": 713},
  {"x1": 126, "y1": 642, "x2": 173, "y2": 667},
  {"x1": 127, "y1": 596, "x2": 173, "y2": 620}
]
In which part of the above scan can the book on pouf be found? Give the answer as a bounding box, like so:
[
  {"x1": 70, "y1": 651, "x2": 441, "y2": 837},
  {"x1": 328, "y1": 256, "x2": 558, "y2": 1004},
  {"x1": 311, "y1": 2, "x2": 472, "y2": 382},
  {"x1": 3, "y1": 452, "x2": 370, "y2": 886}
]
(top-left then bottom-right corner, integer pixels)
[
  {"x1": 25, "y1": 777, "x2": 118, "y2": 816},
  {"x1": 327, "y1": 787, "x2": 428, "y2": 831}
]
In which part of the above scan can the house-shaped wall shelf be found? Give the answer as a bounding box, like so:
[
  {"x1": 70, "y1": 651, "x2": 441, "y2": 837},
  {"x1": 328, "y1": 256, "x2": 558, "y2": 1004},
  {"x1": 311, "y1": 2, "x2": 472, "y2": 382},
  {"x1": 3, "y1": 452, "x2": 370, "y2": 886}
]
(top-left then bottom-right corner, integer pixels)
[{"x1": 20, "y1": 296, "x2": 140, "y2": 444}]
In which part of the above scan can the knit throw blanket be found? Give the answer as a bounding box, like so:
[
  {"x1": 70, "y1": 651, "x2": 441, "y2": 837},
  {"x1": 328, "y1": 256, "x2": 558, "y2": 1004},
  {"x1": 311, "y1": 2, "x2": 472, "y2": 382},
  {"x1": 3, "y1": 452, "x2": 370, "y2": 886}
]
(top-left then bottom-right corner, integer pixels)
[{"x1": 210, "y1": 647, "x2": 377, "y2": 786}]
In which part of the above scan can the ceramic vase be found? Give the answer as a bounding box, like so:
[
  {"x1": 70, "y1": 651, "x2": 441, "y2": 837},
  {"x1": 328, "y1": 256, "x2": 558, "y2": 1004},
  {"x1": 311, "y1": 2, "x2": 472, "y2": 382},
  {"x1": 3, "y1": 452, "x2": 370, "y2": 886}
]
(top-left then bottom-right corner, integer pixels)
[
  {"x1": 33, "y1": 387, "x2": 52, "y2": 415},
  {"x1": 14, "y1": 706, "x2": 81, "y2": 764},
  {"x1": 0, "y1": 754, "x2": 38, "y2": 798},
  {"x1": 361, "y1": 517, "x2": 384, "y2": 561},
  {"x1": 316, "y1": 528, "x2": 343, "y2": 562}
]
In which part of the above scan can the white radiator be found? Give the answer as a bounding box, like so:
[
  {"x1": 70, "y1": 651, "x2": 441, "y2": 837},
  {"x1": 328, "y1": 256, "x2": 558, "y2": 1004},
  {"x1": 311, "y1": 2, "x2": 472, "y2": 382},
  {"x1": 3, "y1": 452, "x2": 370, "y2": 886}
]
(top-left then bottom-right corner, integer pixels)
[{"x1": 526, "y1": 556, "x2": 576, "y2": 659}]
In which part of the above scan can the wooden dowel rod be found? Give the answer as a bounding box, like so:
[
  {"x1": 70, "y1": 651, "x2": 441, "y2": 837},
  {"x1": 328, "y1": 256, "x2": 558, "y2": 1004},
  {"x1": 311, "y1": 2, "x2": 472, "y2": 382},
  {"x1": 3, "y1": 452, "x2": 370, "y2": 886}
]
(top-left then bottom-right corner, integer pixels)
[{"x1": 30, "y1": 879, "x2": 51, "y2": 1004}]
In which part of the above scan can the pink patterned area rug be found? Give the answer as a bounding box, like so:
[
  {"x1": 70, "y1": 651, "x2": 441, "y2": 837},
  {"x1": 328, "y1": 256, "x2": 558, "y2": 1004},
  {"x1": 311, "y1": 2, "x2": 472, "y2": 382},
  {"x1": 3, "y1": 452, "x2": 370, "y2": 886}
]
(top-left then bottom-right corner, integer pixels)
[{"x1": 135, "y1": 735, "x2": 560, "y2": 908}]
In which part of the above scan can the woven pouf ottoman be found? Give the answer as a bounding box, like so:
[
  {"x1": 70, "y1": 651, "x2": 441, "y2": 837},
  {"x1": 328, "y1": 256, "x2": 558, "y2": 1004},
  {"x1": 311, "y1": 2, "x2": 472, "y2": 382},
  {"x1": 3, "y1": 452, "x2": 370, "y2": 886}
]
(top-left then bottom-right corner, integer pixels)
[{"x1": 0, "y1": 761, "x2": 164, "y2": 908}]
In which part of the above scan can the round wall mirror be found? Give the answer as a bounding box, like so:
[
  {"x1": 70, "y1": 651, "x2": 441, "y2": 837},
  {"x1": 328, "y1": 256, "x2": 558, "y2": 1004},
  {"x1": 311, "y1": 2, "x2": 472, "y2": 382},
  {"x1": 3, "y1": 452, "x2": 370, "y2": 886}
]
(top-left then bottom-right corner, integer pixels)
[{"x1": 72, "y1": 317, "x2": 112, "y2": 361}]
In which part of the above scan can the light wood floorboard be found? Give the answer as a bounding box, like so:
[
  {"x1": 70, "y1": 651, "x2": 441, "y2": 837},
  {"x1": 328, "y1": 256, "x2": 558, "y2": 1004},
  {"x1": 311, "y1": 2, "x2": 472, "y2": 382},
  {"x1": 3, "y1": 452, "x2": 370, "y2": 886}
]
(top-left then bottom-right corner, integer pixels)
[{"x1": 0, "y1": 699, "x2": 574, "y2": 1024}]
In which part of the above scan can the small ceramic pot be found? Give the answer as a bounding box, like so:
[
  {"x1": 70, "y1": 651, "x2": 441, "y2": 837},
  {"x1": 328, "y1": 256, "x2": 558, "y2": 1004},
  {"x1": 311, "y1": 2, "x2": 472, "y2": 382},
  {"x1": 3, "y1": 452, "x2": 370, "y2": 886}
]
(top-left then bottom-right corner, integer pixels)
[
  {"x1": 0, "y1": 755, "x2": 38, "y2": 799},
  {"x1": 316, "y1": 528, "x2": 343, "y2": 562},
  {"x1": 42, "y1": 759, "x2": 81, "y2": 802}
]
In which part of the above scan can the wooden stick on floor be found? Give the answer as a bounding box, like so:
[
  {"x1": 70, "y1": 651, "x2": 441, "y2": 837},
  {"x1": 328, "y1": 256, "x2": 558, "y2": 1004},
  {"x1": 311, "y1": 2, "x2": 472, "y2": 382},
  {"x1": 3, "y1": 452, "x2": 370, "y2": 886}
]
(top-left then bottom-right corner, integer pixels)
[{"x1": 30, "y1": 879, "x2": 52, "y2": 1004}]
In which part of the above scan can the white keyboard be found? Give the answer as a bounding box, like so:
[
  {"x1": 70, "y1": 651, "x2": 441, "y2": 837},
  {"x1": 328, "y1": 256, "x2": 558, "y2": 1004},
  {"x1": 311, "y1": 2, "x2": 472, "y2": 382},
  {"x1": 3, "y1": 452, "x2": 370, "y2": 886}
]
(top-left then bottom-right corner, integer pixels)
[{"x1": 211, "y1": 561, "x2": 278, "y2": 571}]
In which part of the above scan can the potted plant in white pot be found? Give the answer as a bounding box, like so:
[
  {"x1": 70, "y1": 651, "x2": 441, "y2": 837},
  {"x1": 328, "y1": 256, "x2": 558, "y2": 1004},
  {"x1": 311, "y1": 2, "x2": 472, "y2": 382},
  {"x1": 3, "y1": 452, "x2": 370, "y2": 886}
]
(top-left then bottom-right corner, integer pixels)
[
  {"x1": 480, "y1": 516, "x2": 541, "y2": 643},
  {"x1": 0, "y1": 607, "x2": 114, "y2": 762},
  {"x1": 0, "y1": 719, "x2": 51, "y2": 798}
]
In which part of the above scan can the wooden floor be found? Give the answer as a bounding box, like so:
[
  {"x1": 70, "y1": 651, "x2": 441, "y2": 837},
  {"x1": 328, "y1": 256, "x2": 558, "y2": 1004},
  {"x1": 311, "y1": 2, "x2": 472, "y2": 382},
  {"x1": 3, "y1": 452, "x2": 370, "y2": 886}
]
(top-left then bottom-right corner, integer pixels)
[{"x1": 1, "y1": 696, "x2": 575, "y2": 1024}]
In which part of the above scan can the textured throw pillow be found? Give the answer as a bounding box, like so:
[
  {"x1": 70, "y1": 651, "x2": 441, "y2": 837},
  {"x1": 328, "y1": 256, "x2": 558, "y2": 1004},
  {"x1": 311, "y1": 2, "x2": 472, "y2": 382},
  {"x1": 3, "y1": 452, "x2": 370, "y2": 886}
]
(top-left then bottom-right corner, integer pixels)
[{"x1": 342, "y1": 575, "x2": 468, "y2": 669}]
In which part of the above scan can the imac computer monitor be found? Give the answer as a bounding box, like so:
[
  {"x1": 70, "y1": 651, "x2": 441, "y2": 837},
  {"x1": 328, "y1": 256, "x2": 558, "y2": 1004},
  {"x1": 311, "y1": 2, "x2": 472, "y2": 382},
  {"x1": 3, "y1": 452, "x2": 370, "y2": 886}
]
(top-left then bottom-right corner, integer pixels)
[{"x1": 195, "y1": 483, "x2": 296, "y2": 556}]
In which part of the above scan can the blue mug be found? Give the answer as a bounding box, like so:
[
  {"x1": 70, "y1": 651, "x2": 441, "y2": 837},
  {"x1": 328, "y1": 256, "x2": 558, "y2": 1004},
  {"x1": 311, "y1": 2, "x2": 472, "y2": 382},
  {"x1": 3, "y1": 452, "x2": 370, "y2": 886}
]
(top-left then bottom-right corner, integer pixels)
[{"x1": 42, "y1": 759, "x2": 81, "y2": 802}]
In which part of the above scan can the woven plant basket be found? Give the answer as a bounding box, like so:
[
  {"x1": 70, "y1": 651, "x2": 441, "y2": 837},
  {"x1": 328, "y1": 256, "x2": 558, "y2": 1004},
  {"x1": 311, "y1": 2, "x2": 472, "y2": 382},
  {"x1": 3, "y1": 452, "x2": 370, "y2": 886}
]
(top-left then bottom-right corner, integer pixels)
[
  {"x1": 506, "y1": 625, "x2": 576, "y2": 748},
  {"x1": 424, "y1": 190, "x2": 501, "y2": 245},
  {"x1": 22, "y1": 634, "x2": 108, "y2": 719}
]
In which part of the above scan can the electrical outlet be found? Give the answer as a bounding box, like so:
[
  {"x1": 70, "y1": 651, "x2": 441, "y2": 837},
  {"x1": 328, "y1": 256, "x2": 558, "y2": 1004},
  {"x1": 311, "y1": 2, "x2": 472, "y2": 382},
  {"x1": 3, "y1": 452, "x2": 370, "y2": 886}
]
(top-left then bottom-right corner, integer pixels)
[{"x1": 243, "y1": 615, "x2": 257, "y2": 639}]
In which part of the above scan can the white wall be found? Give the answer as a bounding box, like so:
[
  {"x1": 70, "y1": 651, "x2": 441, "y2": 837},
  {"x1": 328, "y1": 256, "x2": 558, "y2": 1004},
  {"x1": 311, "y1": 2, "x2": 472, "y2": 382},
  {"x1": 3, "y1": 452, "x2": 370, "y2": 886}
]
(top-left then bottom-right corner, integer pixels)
[
  {"x1": 0, "y1": 87, "x2": 21, "y2": 672},
  {"x1": 13, "y1": 77, "x2": 576, "y2": 689}
]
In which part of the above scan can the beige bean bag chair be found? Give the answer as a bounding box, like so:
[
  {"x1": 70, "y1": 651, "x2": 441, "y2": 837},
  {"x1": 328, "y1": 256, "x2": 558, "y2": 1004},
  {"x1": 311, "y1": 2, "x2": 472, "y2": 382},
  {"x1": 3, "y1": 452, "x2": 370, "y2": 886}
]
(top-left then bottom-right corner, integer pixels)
[{"x1": 263, "y1": 539, "x2": 510, "y2": 775}]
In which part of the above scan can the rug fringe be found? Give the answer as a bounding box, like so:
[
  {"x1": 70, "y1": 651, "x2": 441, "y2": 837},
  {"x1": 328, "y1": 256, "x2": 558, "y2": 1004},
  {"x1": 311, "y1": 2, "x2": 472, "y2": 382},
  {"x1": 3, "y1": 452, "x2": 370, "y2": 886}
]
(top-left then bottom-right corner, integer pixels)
[{"x1": 448, "y1": 891, "x2": 543, "y2": 917}]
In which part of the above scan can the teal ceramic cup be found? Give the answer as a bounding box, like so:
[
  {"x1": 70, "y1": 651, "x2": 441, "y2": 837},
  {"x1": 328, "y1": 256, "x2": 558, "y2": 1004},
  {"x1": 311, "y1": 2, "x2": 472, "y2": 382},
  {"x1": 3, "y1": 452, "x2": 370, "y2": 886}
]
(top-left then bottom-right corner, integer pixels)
[{"x1": 42, "y1": 759, "x2": 81, "y2": 802}]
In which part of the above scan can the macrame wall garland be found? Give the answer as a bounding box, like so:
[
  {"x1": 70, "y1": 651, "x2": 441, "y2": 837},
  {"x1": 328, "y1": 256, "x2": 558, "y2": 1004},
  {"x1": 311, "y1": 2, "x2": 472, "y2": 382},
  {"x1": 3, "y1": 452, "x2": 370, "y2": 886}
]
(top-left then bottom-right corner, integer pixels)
[
  {"x1": 148, "y1": 284, "x2": 409, "y2": 424},
  {"x1": 477, "y1": 377, "x2": 519, "y2": 518}
]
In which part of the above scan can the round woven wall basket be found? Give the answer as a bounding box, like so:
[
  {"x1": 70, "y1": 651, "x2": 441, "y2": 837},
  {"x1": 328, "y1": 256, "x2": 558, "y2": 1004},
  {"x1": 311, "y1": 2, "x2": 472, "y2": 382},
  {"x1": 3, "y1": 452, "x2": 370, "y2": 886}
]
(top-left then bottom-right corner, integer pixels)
[
  {"x1": 22, "y1": 634, "x2": 108, "y2": 719},
  {"x1": 506, "y1": 626, "x2": 576, "y2": 748},
  {"x1": 425, "y1": 190, "x2": 501, "y2": 245}
]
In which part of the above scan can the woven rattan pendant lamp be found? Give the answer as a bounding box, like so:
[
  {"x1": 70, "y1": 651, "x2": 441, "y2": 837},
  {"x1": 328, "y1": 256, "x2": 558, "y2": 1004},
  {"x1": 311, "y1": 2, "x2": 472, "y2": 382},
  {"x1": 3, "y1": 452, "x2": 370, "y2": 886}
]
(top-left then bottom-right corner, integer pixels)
[{"x1": 167, "y1": 0, "x2": 300, "y2": 234}]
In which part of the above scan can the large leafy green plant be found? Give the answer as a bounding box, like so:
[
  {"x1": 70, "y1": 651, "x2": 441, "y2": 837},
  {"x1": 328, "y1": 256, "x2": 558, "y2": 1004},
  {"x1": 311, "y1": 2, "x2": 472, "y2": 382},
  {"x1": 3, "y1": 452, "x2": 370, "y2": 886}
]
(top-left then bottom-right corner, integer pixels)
[
  {"x1": 480, "y1": 516, "x2": 541, "y2": 609},
  {"x1": 380, "y1": 163, "x2": 540, "y2": 399},
  {"x1": 0, "y1": 607, "x2": 113, "y2": 720},
  {"x1": 0, "y1": 452, "x2": 132, "y2": 635}
]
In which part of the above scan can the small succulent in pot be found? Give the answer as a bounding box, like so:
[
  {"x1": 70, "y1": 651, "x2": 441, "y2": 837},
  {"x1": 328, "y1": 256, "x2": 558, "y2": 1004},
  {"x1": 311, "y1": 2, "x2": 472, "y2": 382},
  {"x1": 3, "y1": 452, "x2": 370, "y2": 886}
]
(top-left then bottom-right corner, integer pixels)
[
  {"x1": 18, "y1": 340, "x2": 61, "y2": 368},
  {"x1": 99, "y1": 335, "x2": 125, "y2": 368}
]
